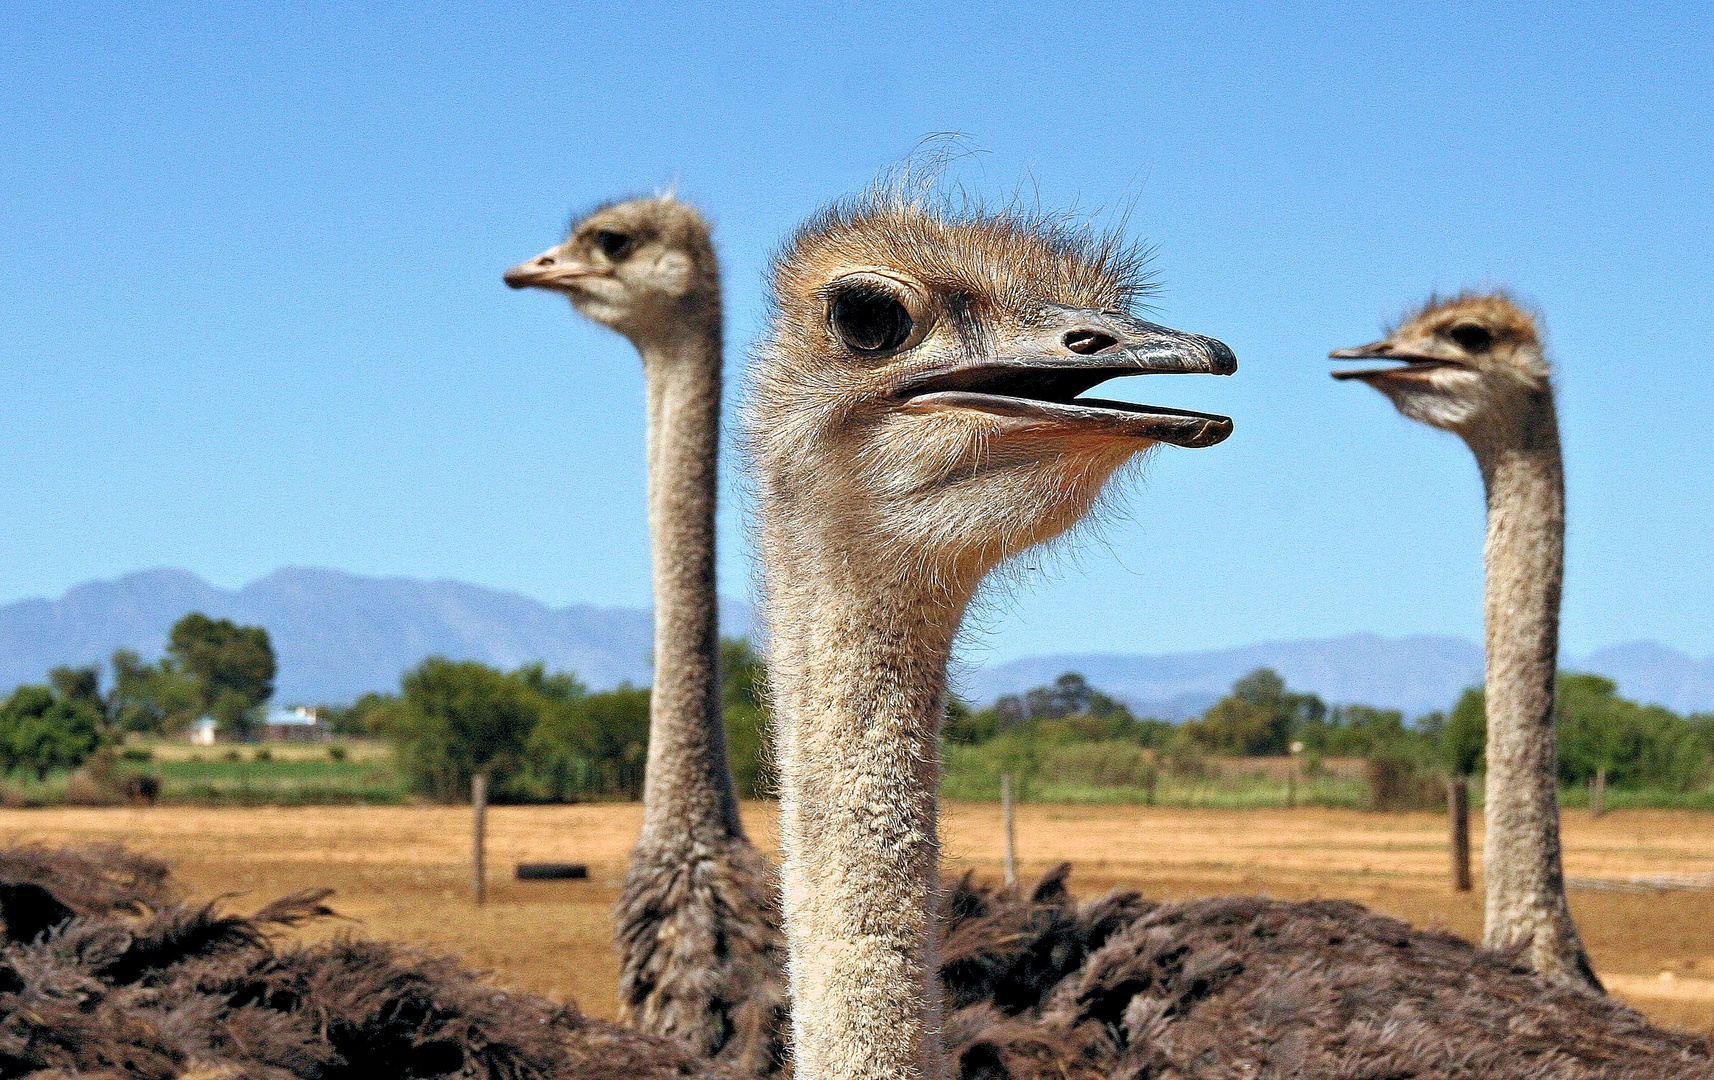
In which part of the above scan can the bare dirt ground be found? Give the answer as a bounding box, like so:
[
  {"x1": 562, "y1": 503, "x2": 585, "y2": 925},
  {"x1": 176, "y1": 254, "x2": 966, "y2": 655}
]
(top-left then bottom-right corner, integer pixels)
[{"x1": 5, "y1": 801, "x2": 1712, "y2": 1034}]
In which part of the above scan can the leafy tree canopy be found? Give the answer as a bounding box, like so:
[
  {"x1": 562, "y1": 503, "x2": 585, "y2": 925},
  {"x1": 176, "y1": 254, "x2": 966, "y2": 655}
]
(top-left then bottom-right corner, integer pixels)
[
  {"x1": 390, "y1": 658, "x2": 540, "y2": 801},
  {"x1": 1183, "y1": 668, "x2": 1327, "y2": 756},
  {"x1": 167, "y1": 614, "x2": 277, "y2": 735},
  {"x1": 0, "y1": 683, "x2": 106, "y2": 781}
]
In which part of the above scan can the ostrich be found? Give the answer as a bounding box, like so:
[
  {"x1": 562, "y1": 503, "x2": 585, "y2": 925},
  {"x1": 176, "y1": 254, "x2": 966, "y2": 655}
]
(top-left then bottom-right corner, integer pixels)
[
  {"x1": 1332, "y1": 293, "x2": 1600, "y2": 990},
  {"x1": 6, "y1": 844, "x2": 1708, "y2": 1080},
  {"x1": 506, "y1": 197, "x2": 788, "y2": 1073},
  {"x1": 745, "y1": 190, "x2": 1236, "y2": 1079}
]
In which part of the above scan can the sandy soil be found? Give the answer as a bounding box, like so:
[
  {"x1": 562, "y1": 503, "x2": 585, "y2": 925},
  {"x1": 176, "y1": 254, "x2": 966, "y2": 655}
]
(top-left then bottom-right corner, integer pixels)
[{"x1": 4, "y1": 801, "x2": 1712, "y2": 1034}]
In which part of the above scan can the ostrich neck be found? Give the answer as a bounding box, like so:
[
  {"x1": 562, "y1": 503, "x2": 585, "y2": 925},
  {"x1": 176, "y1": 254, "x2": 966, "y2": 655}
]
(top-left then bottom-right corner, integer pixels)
[
  {"x1": 638, "y1": 330, "x2": 743, "y2": 845},
  {"x1": 1466, "y1": 392, "x2": 1593, "y2": 986},
  {"x1": 764, "y1": 545, "x2": 964, "y2": 1080}
]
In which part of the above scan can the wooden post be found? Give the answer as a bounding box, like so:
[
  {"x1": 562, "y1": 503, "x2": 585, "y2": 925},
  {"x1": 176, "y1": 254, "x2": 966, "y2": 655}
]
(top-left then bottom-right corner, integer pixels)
[
  {"x1": 1286, "y1": 763, "x2": 1297, "y2": 809},
  {"x1": 472, "y1": 773, "x2": 488, "y2": 905},
  {"x1": 1590, "y1": 765, "x2": 1606, "y2": 819},
  {"x1": 1001, "y1": 774, "x2": 1018, "y2": 890},
  {"x1": 1449, "y1": 776, "x2": 1472, "y2": 892}
]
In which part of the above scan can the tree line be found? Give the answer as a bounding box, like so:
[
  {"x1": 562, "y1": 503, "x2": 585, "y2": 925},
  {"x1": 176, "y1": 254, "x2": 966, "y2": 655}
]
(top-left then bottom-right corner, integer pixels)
[
  {"x1": 947, "y1": 667, "x2": 1714, "y2": 798},
  {"x1": 333, "y1": 638, "x2": 772, "y2": 803},
  {"x1": 6, "y1": 612, "x2": 1709, "y2": 806},
  {"x1": 0, "y1": 613, "x2": 277, "y2": 782}
]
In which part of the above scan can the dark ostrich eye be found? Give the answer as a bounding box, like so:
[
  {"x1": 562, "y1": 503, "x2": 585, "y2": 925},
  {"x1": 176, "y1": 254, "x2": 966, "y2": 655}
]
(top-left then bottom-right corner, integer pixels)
[
  {"x1": 594, "y1": 230, "x2": 633, "y2": 259},
  {"x1": 1446, "y1": 322, "x2": 1493, "y2": 353},
  {"x1": 830, "y1": 288, "x2": 914, "y2": 354}
]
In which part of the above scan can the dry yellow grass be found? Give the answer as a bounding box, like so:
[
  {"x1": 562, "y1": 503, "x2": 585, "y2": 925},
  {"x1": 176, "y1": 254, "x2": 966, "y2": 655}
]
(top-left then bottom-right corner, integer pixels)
[{"x1": 4, "y1": 801, "x2": 1712, "y2": 1033}]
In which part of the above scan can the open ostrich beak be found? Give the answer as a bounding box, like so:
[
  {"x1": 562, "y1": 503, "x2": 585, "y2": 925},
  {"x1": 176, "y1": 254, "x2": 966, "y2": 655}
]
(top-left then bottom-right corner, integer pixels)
[
  {"x1": 504, "y1": 247, "x2": 603, "y2": 291},
  {"x1": 1330, "y1": 341, "x2": 1462, "y2": 382},
  {"x1": 900, "y1": 309, "x2": 1236, "y2": 448}
]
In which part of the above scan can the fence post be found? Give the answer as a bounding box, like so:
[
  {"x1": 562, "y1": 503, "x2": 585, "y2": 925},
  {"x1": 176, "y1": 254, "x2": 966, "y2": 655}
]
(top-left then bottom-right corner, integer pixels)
[
  {"x1": 1449, "y1": 776, "x2": 1471, "y2": 892},
  {"x1": 1001, "y1": 774, "x2": 1018, "y2": 890},
  {"x1": 472, "y1": 773, "x2": 488, "y2": 905},
  {"x1": 1590, "y1": 766, "x2": 1606, "y2": 819}
]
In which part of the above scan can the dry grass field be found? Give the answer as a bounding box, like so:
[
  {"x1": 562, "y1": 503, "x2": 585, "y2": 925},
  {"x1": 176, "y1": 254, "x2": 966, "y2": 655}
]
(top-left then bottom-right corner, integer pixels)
[{"x1": 5, "y1": 801, "x2": 1713, "y2": 1034}]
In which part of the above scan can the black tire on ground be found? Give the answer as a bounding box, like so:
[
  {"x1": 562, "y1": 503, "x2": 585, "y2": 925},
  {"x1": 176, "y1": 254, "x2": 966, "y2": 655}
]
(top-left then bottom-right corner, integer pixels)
[{"x1": 515, "y1": 863, "x2": 589, "y2": 881}]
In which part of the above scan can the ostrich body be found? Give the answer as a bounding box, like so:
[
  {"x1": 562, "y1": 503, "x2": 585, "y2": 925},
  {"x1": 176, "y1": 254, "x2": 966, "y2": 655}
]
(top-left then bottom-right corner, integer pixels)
[
  {"x1": 7, "y1": 845, "x2": 1708, "y2": 1080},
  {"x1": 1333, "y1": 293, "x2": 1599, "y2": 990},
  {"x1": 506, "y1": 197, "x2": 787, "y2": 1073},
  {"x1": 746, "y1": 192, "x2": 1235, "y2": 1080}
]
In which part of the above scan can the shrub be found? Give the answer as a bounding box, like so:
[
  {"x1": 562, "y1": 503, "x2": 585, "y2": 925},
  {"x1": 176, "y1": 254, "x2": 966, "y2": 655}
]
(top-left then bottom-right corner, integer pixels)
[
  {"x1": 390, "y1": 659, "x2": 541, "y2": 802},
  {"x1": 0, "y1": 684, "x2": 106, "y2": 781},
  {"x1": 1367, "y1": 749, "x2": 1443, "y2": 811},
  {"x1": 522, "y1": 686, "x2": 650, "y2": 801}
]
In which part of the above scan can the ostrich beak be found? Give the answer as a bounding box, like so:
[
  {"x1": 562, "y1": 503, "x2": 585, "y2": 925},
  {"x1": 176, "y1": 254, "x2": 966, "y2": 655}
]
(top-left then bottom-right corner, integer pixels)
[
  {"x1": 504, "y1": 247, "x2": 602, "y2": 291},
  {"x1": 899, "y1": 308, "x2": 1236, "y2": 448},
  {"x1": 1330, "y1": 340, "x2": 1460, "y2": 381}
]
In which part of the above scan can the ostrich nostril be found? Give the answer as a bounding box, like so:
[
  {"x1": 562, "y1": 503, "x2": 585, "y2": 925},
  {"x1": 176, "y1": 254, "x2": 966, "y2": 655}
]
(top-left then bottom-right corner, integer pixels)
[
  {"x1": 536, "y1": 255, "x2": 555, "y2": 266},
  {"x1": 1064, "y1": 330, "x2": 1118, "y2": 355}
]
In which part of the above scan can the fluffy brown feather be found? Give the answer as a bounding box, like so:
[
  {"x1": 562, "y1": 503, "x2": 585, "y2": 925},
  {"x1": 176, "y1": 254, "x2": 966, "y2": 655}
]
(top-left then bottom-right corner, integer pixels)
[
  {"x1": 616, "y1": 837, "x2": 789, "y2": 1076},
  {"x1": 0, "y1": 845, "x2": 729, "y2": 1080}
]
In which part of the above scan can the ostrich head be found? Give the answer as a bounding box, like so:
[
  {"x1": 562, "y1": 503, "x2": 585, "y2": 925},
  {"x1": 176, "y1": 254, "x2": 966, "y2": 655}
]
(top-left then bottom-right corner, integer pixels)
[
  {"x1": 1331, "y1": 293, "x2": 1548, "y2": 433},
  {"x1": 504, "y1": 195, "x2": 720, "y2": 346},
  {"x1": 748, "y1": 196, "x2": 1235, "y2": 589}
]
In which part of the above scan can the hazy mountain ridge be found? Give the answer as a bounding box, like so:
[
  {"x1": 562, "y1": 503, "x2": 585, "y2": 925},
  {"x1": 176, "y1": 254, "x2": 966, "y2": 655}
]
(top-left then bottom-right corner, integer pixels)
[
  {"x1": 0, "y1": 568, "x2": 750, "y2": 704},
  {"x1": 0, "y1": 569, "x2": 1706, "y2": 715}
]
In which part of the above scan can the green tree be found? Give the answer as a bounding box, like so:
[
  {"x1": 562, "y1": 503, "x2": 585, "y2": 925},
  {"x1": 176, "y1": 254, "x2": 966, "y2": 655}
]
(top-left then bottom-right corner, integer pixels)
[
  {"x1": 1557, "y1": 674, "x2": 1707, "y2": 791},
  {"x1": 108, "y1": 649, "x2": 202, "y2": 734},
  {"x1": 167, "y1": 613, "x2": 277, "y2": 738},
  {"x1": 1441, "y1": 688, "x2": 1487, "y2": 777},
  {"x1": 514, "y1": 662, "x2": 588, "y2": 704},
  {"x1": 525, "y1": 685, "x2": 651, "y2": 801},
  {"x1": 389, "y1": 658, "x2": 541, "y2": 801},
  {"x1": 997, "y1": 672, "x2": 1133, "y2": 725},
  {"x1": 0, "y1": 684, "x2": 106, "y2": 781},
  {"x1": 1298, "y1": 703, "x2": 1411, "y2": 757},
  {"x1": 48, "y1": 666, "x2": 104, "y2": 717},
  {"x1": 1186, "y1": 669, "x2": 1326, "y2": 756},
  {"x1": 1435, "y1": 676, "x2": 1709, "y2": 793},
  {"x1": 943, "y1": 696, "x2": 998, "y2": 746},
  {"x1": 325, "y1": 691, "x2": 406, "y2": 737}
]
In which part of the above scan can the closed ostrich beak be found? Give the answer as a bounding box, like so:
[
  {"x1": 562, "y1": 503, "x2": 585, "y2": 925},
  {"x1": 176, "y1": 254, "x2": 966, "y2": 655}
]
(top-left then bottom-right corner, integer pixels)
[{"x1": 504, "y1": 247, "x2": 603, "y2": 291}]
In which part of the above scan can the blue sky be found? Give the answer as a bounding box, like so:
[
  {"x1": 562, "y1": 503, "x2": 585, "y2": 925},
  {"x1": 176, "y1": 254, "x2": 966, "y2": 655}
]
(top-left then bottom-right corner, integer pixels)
[{"x1": 2, "y1": 1, "x2": 1710, "y2": 664}]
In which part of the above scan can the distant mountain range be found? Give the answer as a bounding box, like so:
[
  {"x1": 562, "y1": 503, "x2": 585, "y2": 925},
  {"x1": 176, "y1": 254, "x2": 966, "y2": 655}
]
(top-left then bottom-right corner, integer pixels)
[
  {"x1": 0, "y1": 567, "x2": 749, "y2": 705},
  {"x1": 0, "y1": 568, "x2": 1708, "y2": 717}
]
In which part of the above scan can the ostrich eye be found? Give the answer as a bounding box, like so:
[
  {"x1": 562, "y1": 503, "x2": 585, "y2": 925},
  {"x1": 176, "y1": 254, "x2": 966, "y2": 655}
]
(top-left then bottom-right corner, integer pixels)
[
  {"x1": 830, "y1": 288, "x2": 914, "y2": 354},
  {"x1": 594, "y1": 230, "x2": 633, "y2": 259},
  {"x1": 1446, "y1": 322, "x2": 1493, "y2": 353}
]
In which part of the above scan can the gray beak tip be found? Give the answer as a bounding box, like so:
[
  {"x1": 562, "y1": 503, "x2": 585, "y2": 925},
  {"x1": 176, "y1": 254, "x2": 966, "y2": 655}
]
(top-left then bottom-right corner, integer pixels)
[{"x1": 1206, "y1": 338, "x2": 1238, "y2": 375}]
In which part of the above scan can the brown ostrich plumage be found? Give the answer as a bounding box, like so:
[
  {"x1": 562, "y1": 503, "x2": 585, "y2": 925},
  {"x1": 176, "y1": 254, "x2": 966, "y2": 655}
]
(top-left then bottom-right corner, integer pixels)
[
  {"x1": 0, "y1": 845, "x2": 728, "y2": 1080},
  {"x1": 5, "y1": 845, "x2": 1710, "y2": 1078},
  {"x1": 615, "y1": 837, "x2": 789, "y2": 1077},
  {"x1": 945, "y1": 865, "x2": 1712, "y2": 1080}
]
